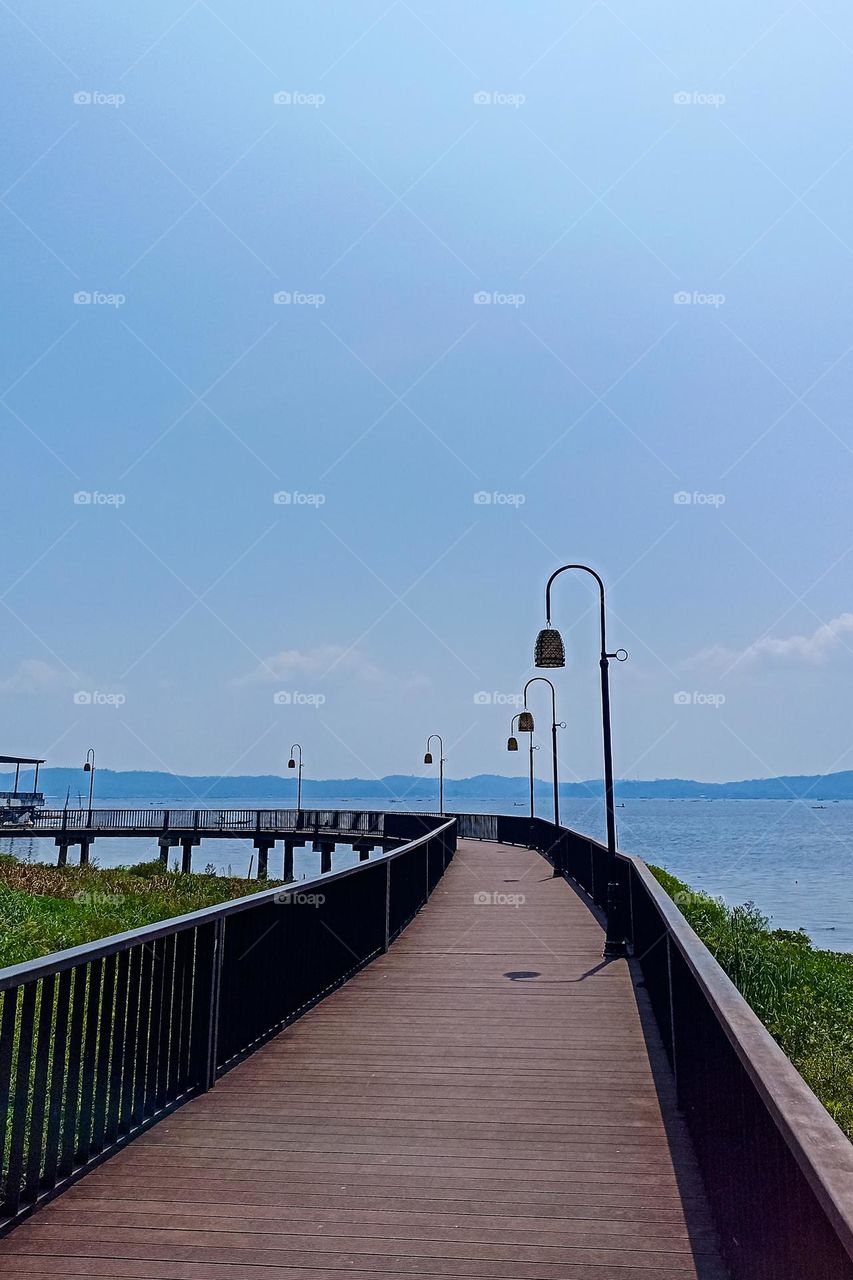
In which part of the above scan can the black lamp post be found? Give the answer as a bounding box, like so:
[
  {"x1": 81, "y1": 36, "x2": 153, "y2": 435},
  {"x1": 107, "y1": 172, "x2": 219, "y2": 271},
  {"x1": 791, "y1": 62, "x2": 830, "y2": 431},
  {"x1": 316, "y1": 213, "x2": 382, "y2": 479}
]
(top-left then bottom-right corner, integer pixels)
[
  {"x1": 82, "y1": 748, "x2": 95, "y2": 815},
  {"x1": 520, "y1": 677, "x2": 565, "y2": 826},
  {"x1": 534, "y1": 564, "x2": 628, "y2": 958},
  {"x1": 506, "y1": 713, "x2": 537, "y2": 817},
  {"x1": 287, "y1": 743, "x2": 303, "y2": 811},
  {"x1": 423, "y1": 734, "x2": 445, "y2": 815}
]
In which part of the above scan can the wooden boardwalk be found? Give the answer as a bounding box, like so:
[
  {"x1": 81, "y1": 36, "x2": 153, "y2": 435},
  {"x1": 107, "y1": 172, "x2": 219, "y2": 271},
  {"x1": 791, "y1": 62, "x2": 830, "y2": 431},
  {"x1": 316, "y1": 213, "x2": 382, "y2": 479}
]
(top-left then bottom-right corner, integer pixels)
[{"x1": 0, "y1": 838, "x2": 727, "y2": 1279}]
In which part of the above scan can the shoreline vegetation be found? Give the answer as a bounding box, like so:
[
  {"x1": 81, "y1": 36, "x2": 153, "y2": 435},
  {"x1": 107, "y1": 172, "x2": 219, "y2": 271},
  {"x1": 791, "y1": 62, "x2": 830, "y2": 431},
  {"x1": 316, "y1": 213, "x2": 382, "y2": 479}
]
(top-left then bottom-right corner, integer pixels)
[
  {"x1": 651, "y1": 865, "x2": 853, "y2": 1140},
  {"x1": 0, "y1": 855, "x2": 283, "y2": 969}
]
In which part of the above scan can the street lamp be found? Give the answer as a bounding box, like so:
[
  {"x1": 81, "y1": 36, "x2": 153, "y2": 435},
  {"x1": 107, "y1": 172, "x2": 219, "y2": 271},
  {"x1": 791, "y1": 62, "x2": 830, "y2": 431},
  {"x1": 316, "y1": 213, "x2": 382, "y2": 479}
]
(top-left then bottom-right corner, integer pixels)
[
  {"x1": 423, "y1": 734, "x2": 445, "y2": 815},
  {"x1": 507, "y1": 713, "x2": 537, "y2": 817},
  {"x1": 534, "y1": 564, "x2": 628, "y2": 958},
  {"x1": 521, "y1": 678, "x2": 566, "y2": 826},
  {"x1": 82, "y1": 748, "x2": 95, "y2": 815},
  {"x1": 287, "y1": 743, "x2": 303, "y2": 811}
]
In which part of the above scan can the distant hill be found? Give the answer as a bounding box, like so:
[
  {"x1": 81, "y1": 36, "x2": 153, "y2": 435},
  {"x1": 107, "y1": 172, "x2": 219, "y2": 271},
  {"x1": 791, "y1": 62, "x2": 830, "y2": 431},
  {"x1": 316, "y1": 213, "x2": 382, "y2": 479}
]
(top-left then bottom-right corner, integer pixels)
[{"x1": 4, "y1": 768, "x2": 853, "y2": 802}]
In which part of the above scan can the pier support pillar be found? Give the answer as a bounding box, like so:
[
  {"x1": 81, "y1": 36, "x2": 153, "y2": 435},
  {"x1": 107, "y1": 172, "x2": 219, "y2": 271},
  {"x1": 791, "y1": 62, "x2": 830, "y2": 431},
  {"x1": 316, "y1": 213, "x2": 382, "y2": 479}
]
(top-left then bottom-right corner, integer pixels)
[
  {"x1": 317, "y1": 840, "x2": 334, "y2": 874},
  {"x1": 79, "y1": 838, "x2": 93, "y2": 867},
  {"x1": 55, "y1": 838, "x2": 69, "y2": 867},
  {"x1": 254, "y1": 838, "x2": 275, "y2": 880},
  {"x1": 158, "y1": 838, "x2": 178, "y2": 869},
  {"x1": 179, "y1": 838, "x2": 198, "y2": 874},
  {"x1": 283, "y1": 840, "x2": 295, "y2": 881}
]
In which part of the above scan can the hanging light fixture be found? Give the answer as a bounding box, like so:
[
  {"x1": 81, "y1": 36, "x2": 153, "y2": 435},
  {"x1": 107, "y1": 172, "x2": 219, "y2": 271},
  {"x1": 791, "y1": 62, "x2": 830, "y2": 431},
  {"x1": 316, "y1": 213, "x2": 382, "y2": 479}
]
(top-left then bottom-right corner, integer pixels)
[
  {"x1": 534, "y1": 626, "x2": 566, "y2": 668},
  {"x1": 506, "y1": 736, "x2": 518, "y2": 752},
  {"x1": 517, "y1": 709, "x2": 535, "y2": 733},
  {"x1": 423, "y1": 751, "x2": 432, "y2": 764}
]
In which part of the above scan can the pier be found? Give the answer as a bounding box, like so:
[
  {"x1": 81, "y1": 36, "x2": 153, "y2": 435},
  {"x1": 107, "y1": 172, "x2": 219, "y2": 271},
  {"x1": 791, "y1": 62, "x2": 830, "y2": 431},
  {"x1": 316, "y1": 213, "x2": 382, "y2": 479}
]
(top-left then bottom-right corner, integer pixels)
[
  {"x1": 1, "y1": 808, "x2": 398, "y2": 876},
  {"x1": 0, "y1": 813, "x2": 852, "y2": 1279}
]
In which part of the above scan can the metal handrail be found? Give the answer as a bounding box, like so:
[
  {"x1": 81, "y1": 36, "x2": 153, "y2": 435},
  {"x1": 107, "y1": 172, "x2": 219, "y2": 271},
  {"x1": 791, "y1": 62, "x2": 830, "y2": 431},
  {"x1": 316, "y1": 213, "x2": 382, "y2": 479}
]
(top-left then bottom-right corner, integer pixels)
[
  {"x1": 458, "y1": 810, "x2": 853, "y2": 1280},
  {"x1": 0, "y1": 815, "x2": 455, "y2": 990},
  {"x1": 625, "y1": 853, "x2": 853, "y2": 1268}
]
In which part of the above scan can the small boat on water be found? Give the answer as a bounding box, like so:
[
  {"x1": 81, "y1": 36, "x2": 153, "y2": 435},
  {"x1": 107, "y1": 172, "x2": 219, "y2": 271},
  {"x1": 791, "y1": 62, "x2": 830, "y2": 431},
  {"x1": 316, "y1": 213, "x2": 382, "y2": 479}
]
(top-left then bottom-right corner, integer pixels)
[{"x1": 0, "y1": 753, "x2": 46, "y2": 826}]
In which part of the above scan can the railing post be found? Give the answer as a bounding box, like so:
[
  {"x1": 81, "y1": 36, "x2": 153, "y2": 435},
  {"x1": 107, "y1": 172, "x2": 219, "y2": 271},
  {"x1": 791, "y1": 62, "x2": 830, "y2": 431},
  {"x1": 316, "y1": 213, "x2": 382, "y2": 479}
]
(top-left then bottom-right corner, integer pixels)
[
  {"x1": 203, "y1": 917, "x2": 225, "y2": 1090},
  {"x1": 383, "y1": 860, "x2": 391, "y2": 952},
  {"x1": 666, "y1": 934, "x2": 678, "y2": 1096}
]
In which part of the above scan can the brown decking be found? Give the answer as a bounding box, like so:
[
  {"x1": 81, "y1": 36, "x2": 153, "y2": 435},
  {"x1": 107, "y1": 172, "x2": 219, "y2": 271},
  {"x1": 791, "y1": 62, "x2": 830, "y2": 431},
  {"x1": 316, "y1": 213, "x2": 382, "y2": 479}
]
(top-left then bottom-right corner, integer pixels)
[{"x1": 0, "y1": 838, "x2": 727, "y2": 1279}]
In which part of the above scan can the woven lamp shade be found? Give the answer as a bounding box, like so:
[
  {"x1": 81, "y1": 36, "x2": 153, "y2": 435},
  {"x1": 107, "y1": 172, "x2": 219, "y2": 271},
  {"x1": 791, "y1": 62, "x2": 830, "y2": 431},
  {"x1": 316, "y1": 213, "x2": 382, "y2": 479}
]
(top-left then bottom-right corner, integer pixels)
[{"x1": 534, "y1": 627, "x2": 565, "y2": 668}]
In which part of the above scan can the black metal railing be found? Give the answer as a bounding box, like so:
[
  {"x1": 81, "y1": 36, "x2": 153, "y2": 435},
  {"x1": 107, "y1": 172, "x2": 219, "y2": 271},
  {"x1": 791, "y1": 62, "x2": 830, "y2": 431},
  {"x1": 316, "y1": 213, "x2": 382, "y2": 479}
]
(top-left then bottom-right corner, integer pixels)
[
  {"x1": 24, "y1": 808, "x2": 388, "y2": 836},
  {"x1": 0, "y1": 813, "x2": 455, "y2": 1233},
  {"x1": 460, "y1": 812, "x2": 853, "y2": 1280}
]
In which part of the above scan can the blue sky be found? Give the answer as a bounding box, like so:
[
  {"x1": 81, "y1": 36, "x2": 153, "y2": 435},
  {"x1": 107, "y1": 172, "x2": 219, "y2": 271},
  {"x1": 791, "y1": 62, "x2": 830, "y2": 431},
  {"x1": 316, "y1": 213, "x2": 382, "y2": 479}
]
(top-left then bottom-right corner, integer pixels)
[{"x1": 3, "y1": 0, "x2": 853, "y2": 785}]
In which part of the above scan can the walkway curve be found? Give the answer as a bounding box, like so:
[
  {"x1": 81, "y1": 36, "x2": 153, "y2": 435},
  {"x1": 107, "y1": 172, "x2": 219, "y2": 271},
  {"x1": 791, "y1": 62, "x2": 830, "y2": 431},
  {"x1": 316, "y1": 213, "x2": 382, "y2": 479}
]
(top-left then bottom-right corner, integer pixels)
[{"x1": 0, "y1": 838, "x2": 727, "y2": 1279}]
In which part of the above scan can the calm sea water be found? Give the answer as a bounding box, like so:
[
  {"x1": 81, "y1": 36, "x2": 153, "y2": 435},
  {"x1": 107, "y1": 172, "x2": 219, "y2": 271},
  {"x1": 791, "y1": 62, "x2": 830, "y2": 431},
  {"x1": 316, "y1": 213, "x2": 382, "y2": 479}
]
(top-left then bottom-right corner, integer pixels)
[{"x1": 4, "y1": 794, "x2": 852, "y2": 951}]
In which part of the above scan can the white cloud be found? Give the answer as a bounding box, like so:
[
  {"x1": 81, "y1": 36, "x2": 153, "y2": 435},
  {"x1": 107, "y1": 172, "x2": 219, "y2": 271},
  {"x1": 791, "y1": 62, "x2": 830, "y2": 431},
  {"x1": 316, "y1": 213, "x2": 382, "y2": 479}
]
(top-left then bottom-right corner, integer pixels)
[
  {"x1": 0, "y1": 659, "x2": 71, "y2": 694},
  {"x1": 687, "y1": 612, "x2": 853, "y2": 671},
  {"x1": 238, "y1": 645, "x2": 428, "y2": 688}
]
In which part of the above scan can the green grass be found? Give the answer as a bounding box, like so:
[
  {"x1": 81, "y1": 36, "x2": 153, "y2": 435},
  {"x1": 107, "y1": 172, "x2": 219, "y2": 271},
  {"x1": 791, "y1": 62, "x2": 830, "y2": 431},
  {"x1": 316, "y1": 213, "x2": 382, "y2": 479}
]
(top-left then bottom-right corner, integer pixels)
[
  {"x1": 0, "y1": 854, "x2": 284, "y2": 968},
  {"x1": 651, "y1": 865, "x2": 853, "y2": 1139}
]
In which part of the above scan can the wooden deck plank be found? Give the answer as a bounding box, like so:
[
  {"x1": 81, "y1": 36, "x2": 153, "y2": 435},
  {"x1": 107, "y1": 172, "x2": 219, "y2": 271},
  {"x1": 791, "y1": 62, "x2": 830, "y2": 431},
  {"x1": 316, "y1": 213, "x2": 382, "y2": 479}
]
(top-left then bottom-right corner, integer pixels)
[{"x1": 0, "y1": 839, "x2": 727, "y2": 1279}]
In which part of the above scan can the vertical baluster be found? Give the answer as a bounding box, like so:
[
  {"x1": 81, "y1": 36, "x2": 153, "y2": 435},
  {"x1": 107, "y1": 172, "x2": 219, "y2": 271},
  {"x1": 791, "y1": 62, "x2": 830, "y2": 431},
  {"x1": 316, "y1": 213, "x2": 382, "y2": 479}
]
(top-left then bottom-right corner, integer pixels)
[
  {"x1": 105, "y1": 950, "x2": 129, "y2": 1146},
  {"x1": 23, "y1": 974, "x2": 56, "y2": 1203},
  {"x1": 90, "y1": 953, "x2": 116, "y2": 1155},
  {"x1": 42, "y1": 968, "x2": 72, "y2": 1191},
  {"x1": 119, "y1": 947, "x2": 141, "y2": 1133},
  {"x1": 4, "y1": 981, "x2": 37, "y2": 1220},
  {"x1": 132, "y1": 943, "x2": 155, "y2": 1128},
  {"x1": 145, "y1": 937, "x2": 167, "y2": 1119},
  {"x1": 58, "y1": 965, "x2": 86, "y2": 1177},
  {"x1": 75, "y1": 958, "x2": 102, "y2": 1166},
  {"x1": 155, "y1": 934, "x2": 177, "y2": 1108},
  {"x1": 0, "y1": 987, "x2": 20, "y2": 1215}
]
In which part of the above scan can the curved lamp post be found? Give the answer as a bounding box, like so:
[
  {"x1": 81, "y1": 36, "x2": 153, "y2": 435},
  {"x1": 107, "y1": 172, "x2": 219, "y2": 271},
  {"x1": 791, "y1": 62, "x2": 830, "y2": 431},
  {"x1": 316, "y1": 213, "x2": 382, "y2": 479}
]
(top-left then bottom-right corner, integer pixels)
[
  {"x1": 507, "y1": 713, "x2": 538, "y2": 817},
  {"x1": 520, "y1": 677, "x2": 566, "y2": 826},
  {"x1": 534, "y1": 564, "x2": 628, "y2": 957},
  {"x1": 423, "y1": 734, "x2": 445, "y2": 815},
  {"x1": 287, "y1": 743, "x2": 303, "y2": 811},
  {"x1": 82, "y1": 748, "x2": 95, "y2": 815}
]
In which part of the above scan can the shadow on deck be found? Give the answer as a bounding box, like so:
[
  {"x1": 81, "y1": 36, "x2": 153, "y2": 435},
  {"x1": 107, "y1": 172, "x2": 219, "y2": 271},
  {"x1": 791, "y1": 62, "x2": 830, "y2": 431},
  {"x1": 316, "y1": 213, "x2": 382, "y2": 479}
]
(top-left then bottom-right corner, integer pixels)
[{"x1": 0, "y1": 837, "x2": 727, "y2": 1279}]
